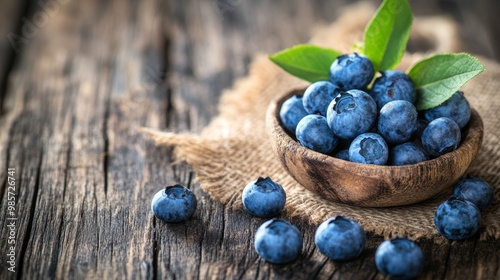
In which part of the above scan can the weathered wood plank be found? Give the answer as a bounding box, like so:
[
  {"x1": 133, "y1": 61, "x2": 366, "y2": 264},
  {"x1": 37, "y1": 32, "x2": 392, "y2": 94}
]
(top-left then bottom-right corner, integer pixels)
[{"x1": 0, "y1": 0, "x2": 171, "y2": 278}]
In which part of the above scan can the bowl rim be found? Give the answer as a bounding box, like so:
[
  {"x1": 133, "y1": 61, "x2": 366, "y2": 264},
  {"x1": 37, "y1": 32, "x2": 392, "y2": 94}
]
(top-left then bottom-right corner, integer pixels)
[{"x1": 267, "y1": 87, "x2": 484, "y2": 173}]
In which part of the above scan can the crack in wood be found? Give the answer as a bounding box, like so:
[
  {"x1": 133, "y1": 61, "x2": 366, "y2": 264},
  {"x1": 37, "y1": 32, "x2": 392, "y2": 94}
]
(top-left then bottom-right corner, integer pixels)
[
  {"x1": 102, "y1": 89, "x2": 110, "y2": 197},
  {"x1": 16, "y1": 148, "x2": 43, "y2": 280},
  {"x1": 152, "y1": 217, "x2": 159, "y2": 280},
  {"x1": 62, "y1": 115, "x2": 75, "y2": 201},
  {"x1": 218, "y1": 208, "x2": 226, "y2": 249},
  {"x1": 441, "y1": 240, "x2": 453, "y2": 280}
]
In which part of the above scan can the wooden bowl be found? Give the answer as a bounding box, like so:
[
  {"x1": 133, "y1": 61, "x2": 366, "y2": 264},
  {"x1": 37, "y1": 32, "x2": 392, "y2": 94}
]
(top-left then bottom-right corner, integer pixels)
[{"x1": 266, "y1": 88, "x2": 484, "y2": 207}]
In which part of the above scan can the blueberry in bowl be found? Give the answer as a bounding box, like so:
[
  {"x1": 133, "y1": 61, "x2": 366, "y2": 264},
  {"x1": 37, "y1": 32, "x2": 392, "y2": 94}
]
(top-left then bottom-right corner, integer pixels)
[
  {"x1": 326, "y1": 89, "x2": 378, "y2": 140},
  {"x1": 369, "y1": 70, "x2": 416, "y2": 110},
  {"x1": 266, "y1": 88, "x2": 484, "y2": 207}
]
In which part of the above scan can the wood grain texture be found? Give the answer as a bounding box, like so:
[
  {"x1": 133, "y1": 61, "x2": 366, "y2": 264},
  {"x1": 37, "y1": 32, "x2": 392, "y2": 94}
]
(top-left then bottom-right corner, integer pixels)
[{"x1": 0, "y1": 0, "x2": 499, "y2": 279}]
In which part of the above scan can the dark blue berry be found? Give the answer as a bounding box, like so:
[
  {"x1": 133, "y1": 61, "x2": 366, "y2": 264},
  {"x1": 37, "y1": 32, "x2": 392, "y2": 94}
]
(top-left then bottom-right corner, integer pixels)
[
  {"x1": 421, "y1": 117, "x2": 461, "y2": 157},
  {"x1": 151, "y1": 184, "x2": 197, "y2": 223},
  {"x1": 330, "y1": 53, "x2": 375, "y2": 90},
  {"x1": 334, "y1": 149, "x2": 350, "y2": 161},
  {"x1": 453, "y1": 177, "x2": 493, "y2": 212},
  {"x1": 279, "y1": 94, "x2": 309, "y2": 135},
  {"x1": 326, "y1": 90, "x2": 377, "y2": 140},
  {"x1": 378, "y1": 100, "x2": 418, "y2": 144},
  {"x1": 349, "y1": 133, "x2": 389, "y2": 165},
  {"x1": 375, "y1": 237, "x2": 424, "y2": 280},
  {"x1": 434, "y1": 196, "x2": 481, "y2": 240},
  {"x1": 314, "y1": 216, "x2": 366, "y2": 261},
  {"x1": 242, "y1": 177, "x2": 286, "y2": 218},
  {"x1": 370, "y1": 70, "x2": 416, "y2": 110},
  {"x1": 296, "y1": 114, "x2": 338, "y2": 154},
  {"x1": 424, "y1": 91, "x2": 471, "y2": 129},
  {"x1": 389, "y1": 142, "x2": 428, "y2": 166},
  {"x1": 302, "y1": 81, "x2": 341, "y2": 116},
  {"x1": 254, "y1": 219, "x2": 302, "y2": 264}
]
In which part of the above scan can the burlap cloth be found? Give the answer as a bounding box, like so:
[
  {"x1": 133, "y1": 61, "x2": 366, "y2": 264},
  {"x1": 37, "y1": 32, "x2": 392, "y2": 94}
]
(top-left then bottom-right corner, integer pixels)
[{"x1": 144, "y1": 3, "x2": 500, "y2": 241}]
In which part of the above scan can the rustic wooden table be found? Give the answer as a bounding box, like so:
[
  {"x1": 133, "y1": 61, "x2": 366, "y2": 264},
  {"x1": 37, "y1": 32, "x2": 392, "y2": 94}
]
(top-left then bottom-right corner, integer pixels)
[{"x1": 1, "y1": 0, "x2": 499, "y2": 279}]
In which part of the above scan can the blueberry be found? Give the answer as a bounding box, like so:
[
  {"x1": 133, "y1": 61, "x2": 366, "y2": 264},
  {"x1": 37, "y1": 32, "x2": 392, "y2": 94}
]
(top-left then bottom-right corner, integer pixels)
[
  {"x1": 453, "y1": 177, "x2": 493, "y2": 212},
  {"x1": 296, "y1": 114, "x2": 338, "y2": 154},
  {"x1": 421, "y1": 117, "x2": 461, "y2": 157},
  {"x1": 302, "y1": 81, "x2": 342, "y2": 116},
  {"x1": 242, "y1": 177, "x2": 286, "y2": 218},
  {"x1": 375, "y1": 237, "x2": 424, "y2": 280},
  {"x1": 330, "y1": 53, "x2": 375, "y2": 90},
  {"x1": 434, "y1": 196, "x2": 481, "y2": 240},
  {"x1": 254, "y1": 219, "x2": 302, "y2": 264},
  {"x1": 279, "y1": 94, "x2": 309, "y2": 135},
  {"x1": 370, "y1": 70, "x2": 416, "y2": 109},
  {"x1": 413, "y1": 118, "x2": 429, "y2": 141},
  {"x1": 378, "y1": 100, "x2": 418, "y2": 144},
  {"x1": 314, "y1": 216, "x2": 366, "y2": 261},
  {"x1": 326, "y1": 90, "x2": 377, "y2": 140},
  {"x1": 389, "y1": 142, "x2": 428, "y2": 166},
  {"x1": 423, "y1": 91, "x2": 471, "y2": 129},
  {"x1": 349, "y1": 133, "x2": 389, "y2": 165},
  {"x1": 151, "y1": 184, "x2": 197, "y2": 223},
  {"x1": 334, "y1": 149, "x2": 350, "y2": 161}
]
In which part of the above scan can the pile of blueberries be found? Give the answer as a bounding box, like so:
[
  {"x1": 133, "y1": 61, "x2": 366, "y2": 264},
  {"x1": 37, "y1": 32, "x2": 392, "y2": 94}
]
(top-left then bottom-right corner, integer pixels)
[{"x1": 280, "y1": 53, "x2": 471, "y2": 165}]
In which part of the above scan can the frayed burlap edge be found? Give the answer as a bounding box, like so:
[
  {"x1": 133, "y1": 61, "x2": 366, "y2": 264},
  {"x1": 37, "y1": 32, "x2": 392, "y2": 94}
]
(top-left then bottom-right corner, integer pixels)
[{"x1": 143, "y1": 2, "x2": 500, "y2": 243}]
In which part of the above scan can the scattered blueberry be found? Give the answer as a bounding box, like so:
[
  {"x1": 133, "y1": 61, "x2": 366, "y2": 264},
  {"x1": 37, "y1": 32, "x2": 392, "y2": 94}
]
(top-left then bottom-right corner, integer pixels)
[
  {"x1": 421, "y1": 117, "x2": 461, "y2": 157},
  {"x1": 378, "y1": 100, "x2": 418, "y2": 144},
  {"x1": 151, "y1": 184, "x2": 197, "y2": 223},
  {"x1": 370, "y1": 70, "x2": 416, "y2": 109},
  {"x1": 389, "y1": 142, "x2": 428, "y2": 166},
  {"x1": 326, "y1": 90, "x2": 378, "y2": 140},
  {"x1": 424, "y1": 91, "x2": 471, "y2": 129},
  {"x1": 434, "y1": 196, "x2": 481, "y2": 240},
  {"x1": 453, "y1": 177, "x2": 493, "y2": 212},
  {"x1": 254, "y1": 219, "x2": 302, "y2": 264},
  {"x1": 302, "y1": 81, "x2": 341, "y2": 116},
  {"x1": 242, "y1": 177, "x2": 286, "y2": 218},
  {"x1": 330, "y1": 53, "x2": 375, "y2": 90},
  {"x1": 349, "y1": 133, "x2": 389, "y2": 165},
  {"x1": 334, "y1": 149, "x2": 350, "y2": 161},
  {"x1": 279, "y1": 94, "x2": 309, "y2": 135},
  {"x1": 375, "y1": 237, "x2": 424, "y2": 280},
  {"x1": 314, "y1": 216, "x2": 366, "y2": 261},
  {"x1": 296, "y1": 114, "x2": 338, "y2": 154}
]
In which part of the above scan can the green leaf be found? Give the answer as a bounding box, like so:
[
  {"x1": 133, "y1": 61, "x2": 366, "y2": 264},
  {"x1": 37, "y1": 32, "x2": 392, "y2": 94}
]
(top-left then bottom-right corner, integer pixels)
[
  {"x1": 363, "y1": 0, "x2": 412, "y2": 72},
  {"x1": 269, "y1": 44, "x2": 341, "y2": 83},
  {"x1": 408, "y1": 53, "x2": 485, "y2": 110}
]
